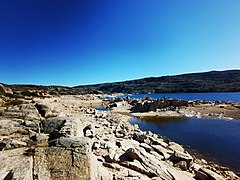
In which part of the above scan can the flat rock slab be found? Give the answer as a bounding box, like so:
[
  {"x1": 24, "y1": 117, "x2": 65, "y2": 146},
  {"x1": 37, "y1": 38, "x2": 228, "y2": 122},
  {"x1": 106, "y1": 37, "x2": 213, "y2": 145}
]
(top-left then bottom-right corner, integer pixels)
[
  {"x1": 167, "y1": 167, "x2": 195, "y2": 180},
  {"x1": 197, "y1": 167, "x2": 225, "y2": 180},
  {"x1": 0, "y1": 148, "x2": 33, "y2": 180},
  {"x1": 34, "y1": 147, "x2": 96, "y2": 180},
  {"x1": 53, "y1": 137, "x2": 92, "y2": 153}
]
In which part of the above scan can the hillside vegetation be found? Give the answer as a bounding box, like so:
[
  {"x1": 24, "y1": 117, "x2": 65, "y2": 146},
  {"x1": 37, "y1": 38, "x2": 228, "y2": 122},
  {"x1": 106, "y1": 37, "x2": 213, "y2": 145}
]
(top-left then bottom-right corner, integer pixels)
[
  {"x1": 5, "y1": 70, "x2": 240, "y2": 94},
  {"x1": 74, "y1": 70, "x2": 240, "y2": 94}
]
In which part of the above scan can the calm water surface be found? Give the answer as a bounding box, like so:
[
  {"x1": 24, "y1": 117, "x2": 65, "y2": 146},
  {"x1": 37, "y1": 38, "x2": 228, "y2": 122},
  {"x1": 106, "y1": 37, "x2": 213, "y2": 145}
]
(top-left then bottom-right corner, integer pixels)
[
  {"x1": 95, "y1": 106, "x2": 109, "y2": 111},
  {"x1": 130, "y1": 116, "x2": 240, "y2": 173},
  {"x1": 110, "y1": 92, "x2": 240, "y2": 173},
  {"x1": 128, "y1": 92, "x2": 240, "y2": 102}
]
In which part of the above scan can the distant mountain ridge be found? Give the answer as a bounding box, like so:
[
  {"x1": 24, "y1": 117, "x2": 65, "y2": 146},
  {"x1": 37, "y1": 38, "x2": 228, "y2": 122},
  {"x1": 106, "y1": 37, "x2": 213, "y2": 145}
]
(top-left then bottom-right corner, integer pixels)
[
  {"x1": 74, "y1": 70, "x2": 240, "y2": 94},
  {"x1": 5, "y1": 70, "x2": 240, "y2": 94}
]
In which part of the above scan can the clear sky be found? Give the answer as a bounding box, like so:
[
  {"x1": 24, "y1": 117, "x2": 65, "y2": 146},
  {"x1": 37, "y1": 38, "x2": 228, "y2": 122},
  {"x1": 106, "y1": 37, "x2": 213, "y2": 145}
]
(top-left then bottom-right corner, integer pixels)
[{"x1": 1, "y1": 0, "x2": 240, "y2": 86}]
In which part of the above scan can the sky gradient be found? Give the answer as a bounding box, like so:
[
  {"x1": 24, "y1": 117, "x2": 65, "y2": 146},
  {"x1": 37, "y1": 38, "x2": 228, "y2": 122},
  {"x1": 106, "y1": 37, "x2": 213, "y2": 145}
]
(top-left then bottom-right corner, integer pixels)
[{"x1": 1, "y1": 0, "x2": 240, "y2": 86}]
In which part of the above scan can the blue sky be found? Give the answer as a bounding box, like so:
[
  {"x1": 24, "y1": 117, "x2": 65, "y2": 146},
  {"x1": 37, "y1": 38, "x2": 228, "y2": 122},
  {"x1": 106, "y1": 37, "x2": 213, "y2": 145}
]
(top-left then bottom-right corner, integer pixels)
[{"x1": 1, "y1": 0, "x2": 240, "y2": 86}]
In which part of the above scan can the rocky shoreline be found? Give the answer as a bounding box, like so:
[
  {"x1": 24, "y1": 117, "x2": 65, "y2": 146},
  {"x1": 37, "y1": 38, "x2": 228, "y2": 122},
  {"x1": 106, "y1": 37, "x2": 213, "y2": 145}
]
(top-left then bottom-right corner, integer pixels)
[
  {"x1": 0, "y1": 84, "x2": 239, "y2": 179},
  {"x1": 107, "y1": 96, "x2": 240, "y2": 120}
]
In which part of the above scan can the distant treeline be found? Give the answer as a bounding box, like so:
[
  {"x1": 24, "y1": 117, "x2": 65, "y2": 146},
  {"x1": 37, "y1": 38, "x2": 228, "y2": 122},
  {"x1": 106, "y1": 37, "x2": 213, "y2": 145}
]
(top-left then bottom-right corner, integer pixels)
[
  {"x1": 74, "y1": 70, "x2": 240, "y2": 94},
  {"x1": 5, "y1": 70, "x2": 240, "y2": 95}
]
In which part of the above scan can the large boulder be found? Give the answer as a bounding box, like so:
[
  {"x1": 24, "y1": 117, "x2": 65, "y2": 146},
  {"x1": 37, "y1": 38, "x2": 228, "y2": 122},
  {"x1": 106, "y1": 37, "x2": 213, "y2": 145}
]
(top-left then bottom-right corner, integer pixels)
[
  {"x1": 170, "y1": 150, "x2": 193, "y2": 169},
  {"x1": 168, "y1": 142, "x2": 185, "y2": 152},
  {"x1": 0, "y1": 119, "x2": 25, "y2": 133},
  {"x1": 20, "y1": 104, "x2": 41, "y2": 120},
  {"x1": 41, "y1": 118, "x2": 66, "y2": 134},
  {"x1": 34, "y1": 147, "x2": 97, "y2": 180},
  {"x1": 103, "y1": 142, "x2": 124, "y2": 163},
  {"x1": 41, "y1": 117, "x2": 84, "y2": 143}
]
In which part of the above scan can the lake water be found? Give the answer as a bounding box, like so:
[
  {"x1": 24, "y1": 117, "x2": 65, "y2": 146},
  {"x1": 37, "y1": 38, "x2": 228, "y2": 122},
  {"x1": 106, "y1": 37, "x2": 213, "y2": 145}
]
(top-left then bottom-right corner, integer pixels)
[
  {"x1": 102, "y1": 92, "x2": 240, "y2": 173},
  {"x1": 95, "y1": 106, "x2": 109, "y2": 111},
  {"x1": 130, "y1": 117, "x2": 240, "y2": 173},
  {"x1": 127, "y1": 92, "x2": 240, "y2": 102},
  {"x1": 127, "y1": 92, "x2": 240, "y2": 174}
]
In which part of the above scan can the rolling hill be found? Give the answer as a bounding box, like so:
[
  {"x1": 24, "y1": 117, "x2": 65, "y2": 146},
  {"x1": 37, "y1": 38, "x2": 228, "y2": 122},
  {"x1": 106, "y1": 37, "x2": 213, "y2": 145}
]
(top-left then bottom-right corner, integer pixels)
[
  {"x1": 5, "y1": 70, "x2": 240, "y2": 95},
  {"x1": 74, "y1": 70, "x2": 240, "y2": 94}
]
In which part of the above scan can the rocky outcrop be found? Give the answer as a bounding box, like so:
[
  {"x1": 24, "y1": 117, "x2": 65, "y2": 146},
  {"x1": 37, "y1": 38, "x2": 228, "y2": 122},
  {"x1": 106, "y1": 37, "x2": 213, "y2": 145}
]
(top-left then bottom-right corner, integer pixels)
[
  {"x1": 0, "y1": 84, "x2": 13, "y2": 96},
  {"x1": 0, "y1": 94, "x2": 238, "y2": 179},
  {"x1": 0, "y1": 97, "x2": 97, "y2": 179},
  {"x1": 1, "y1": 103, "x2": 41, "y2": 121},
  {"x1": 129, "y1": 98, "x2": 188, "y2": 112},
  {"x1": 33, "y1": 146, "x2": 96, "y2": 180},
  {"x1": 107, "y1": 97, "x2": 240, "y2": 119}
]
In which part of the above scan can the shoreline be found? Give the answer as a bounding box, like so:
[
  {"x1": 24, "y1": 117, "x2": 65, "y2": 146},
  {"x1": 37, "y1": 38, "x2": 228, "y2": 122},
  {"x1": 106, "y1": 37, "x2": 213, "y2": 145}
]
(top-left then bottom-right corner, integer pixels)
[
  {"x1": 0, "y1": 91, "x2": 239, "y2": 179},
  {"x1": 97, "y1": 96, "x2": 240, "y2": 176},
  {"x1": 103, "y1": 96, "x2": 240, "y2": 175},
  {"x1": 125, "y1": 114, "x2": 240, "y2": 175},
  {"x1": 107, "y1": 96, "x2": 240, "y2": 120}
]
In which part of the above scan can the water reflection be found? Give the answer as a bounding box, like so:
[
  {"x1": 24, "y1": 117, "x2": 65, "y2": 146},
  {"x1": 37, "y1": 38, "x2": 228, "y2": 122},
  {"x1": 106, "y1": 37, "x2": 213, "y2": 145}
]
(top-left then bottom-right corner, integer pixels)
[
  {"x1": 138, "y1": 116, "x2": 188, "y2": 124},
  {"x1": 95, "y1": 106, "x2": 109, "y2": 111}
]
